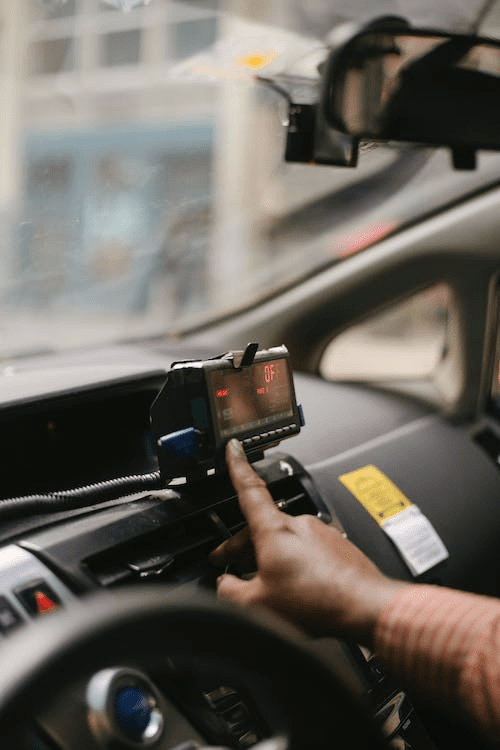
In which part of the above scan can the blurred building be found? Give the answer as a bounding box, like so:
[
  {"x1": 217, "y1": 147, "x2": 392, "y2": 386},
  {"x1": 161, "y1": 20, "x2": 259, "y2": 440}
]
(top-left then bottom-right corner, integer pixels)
[
  {"x1": 0, "y1": 0, "x2": 219, "y2": 318},
  {"x1": 21, "y1": 0, "x2": 218, "y2": 129}
]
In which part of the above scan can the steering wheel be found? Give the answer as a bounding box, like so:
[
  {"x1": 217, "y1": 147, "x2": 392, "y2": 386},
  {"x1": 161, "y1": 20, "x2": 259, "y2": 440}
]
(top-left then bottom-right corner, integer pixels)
[{"x1": 0, "y1": 585, "x2": 387, "y2": 749}]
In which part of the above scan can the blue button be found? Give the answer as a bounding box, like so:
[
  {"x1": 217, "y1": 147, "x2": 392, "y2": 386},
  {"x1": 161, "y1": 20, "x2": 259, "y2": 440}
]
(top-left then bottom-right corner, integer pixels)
[
  {"x1": 115, "y1": 687, "x2": 152, "y2": 740},
  {"x1": 158, "y1": 427, "x2": 200, "y2": 460}
]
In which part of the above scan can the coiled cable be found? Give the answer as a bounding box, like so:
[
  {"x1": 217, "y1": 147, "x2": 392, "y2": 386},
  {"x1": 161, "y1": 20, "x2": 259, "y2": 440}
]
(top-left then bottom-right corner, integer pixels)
[{"x1": 0, "y1": 471, "x2": 163, "y2": 521}]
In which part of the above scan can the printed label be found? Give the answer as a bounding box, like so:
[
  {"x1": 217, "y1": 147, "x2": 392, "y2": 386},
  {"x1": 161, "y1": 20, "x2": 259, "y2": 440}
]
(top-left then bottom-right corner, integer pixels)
[
  {"x1": 338, "y1": 465, "x2": 412, "y2": 525},
  {"x1": 339, "y1": 465, "x2": 449, "y2": 576},
  {"x1": 382, "y1": 506, "x2": 449, "y2": 576}
]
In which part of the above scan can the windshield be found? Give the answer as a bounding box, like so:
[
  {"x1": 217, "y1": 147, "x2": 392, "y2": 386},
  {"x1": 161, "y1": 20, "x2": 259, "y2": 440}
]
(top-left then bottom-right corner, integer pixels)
[{"x1": 3, "y1": 0, "x2": 500, "y2": 359}]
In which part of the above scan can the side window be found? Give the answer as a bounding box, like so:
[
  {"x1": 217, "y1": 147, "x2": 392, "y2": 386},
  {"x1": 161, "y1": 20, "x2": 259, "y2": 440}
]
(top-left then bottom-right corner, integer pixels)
[{"x1": 320, "y1": 285, "x2": 450, "y2": 382}]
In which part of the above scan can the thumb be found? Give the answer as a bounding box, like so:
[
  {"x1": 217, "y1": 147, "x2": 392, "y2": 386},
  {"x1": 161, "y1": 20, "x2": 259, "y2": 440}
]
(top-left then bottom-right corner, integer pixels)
[{"x1": 216, "y1": 573, "x2": 259, "y2": 605}]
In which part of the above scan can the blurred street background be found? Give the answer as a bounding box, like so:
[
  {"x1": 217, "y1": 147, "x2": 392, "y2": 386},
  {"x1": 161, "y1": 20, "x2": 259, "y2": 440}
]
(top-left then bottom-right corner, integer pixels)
[{"x1": 2, "y1": 0, "x2": 500, "y2": 382}]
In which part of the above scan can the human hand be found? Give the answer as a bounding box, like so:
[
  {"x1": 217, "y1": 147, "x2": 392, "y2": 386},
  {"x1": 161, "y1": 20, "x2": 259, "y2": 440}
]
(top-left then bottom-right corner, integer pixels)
[{"x1": 210, "y1": 440, "x2": 406, "y2": 644}]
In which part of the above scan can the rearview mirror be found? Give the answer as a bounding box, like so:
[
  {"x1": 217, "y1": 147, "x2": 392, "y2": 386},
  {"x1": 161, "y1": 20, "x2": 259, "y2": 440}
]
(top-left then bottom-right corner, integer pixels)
[{"x1": 321, "y1": 19, "x2": 500, "y2": 167}]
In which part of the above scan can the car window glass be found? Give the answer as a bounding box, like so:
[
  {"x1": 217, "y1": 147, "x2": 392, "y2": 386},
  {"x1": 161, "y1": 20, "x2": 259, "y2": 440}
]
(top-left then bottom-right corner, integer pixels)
[
  {"x1": 320, "y1": 285, "x2": 450, "y2": 382},
  {"x1": 2, "y1": 1, "x2": 500, "y2": 357}
]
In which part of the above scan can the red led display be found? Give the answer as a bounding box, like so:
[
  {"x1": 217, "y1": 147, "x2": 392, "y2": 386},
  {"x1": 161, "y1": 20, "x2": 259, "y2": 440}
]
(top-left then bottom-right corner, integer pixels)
[
  {"x1": 209, "y1": 358, "x2": 294, "y2": 439},
  {"x1": 264, "y1": 364, "x2": 276, "y2": 383}
]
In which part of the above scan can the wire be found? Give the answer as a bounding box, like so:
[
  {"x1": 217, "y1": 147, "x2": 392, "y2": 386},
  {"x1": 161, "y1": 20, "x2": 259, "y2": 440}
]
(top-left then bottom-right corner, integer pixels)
[{"x1": 0, "y1": 471, "x2": 163, "y2": 521}]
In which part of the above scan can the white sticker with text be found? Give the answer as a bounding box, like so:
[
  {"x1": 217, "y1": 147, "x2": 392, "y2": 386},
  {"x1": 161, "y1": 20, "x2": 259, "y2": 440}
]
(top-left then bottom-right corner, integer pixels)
[{"x1": 382, "y1": 505, "x2": 449, "y2": 576}]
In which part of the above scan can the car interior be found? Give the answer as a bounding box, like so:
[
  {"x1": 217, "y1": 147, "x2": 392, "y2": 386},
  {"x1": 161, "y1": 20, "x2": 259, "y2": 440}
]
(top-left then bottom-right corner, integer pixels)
[{"x1": 3, "y1": 1, "x2": 500, "y2": 749}]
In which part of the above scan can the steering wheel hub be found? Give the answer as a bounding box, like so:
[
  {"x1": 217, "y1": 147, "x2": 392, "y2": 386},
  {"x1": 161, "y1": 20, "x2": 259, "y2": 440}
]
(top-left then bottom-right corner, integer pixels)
[{"x1": 87, "y1": 666, "x2": 165, "y2": 747}]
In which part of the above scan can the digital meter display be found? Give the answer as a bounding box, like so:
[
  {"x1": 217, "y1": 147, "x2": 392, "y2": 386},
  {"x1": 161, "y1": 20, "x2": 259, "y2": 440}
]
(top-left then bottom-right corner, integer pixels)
[
  {"x1": 151, "y1": 344, "x2": 303, "y2": 482},
  {"x1": 209, "y1": 358, "x2": 294, "y2": 439}
]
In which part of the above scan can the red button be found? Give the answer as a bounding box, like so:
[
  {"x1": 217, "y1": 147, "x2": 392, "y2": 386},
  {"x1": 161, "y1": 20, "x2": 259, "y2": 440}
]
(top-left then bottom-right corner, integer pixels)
[
  {"x1": 15, "y1": 581, "x2": 61, "y2": 618},
  {"x1": 34, "y1": 590, "x2": 59, "y2": 615}
]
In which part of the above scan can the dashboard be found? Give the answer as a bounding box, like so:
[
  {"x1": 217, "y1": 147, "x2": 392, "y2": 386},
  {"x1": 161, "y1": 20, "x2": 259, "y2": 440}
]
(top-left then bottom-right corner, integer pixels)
[{"x1": 1, "y1": 341, "x2": 500, "y2": 749}]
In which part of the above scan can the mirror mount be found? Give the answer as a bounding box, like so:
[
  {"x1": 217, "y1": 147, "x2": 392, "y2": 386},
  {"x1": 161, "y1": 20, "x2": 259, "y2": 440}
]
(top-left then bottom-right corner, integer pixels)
[
  {"x1": 255, "y1": 75, "x2": 359, "y2": 168},
  {"x1": 284, "y1": 102, "x2": 359, "y2": 168}
]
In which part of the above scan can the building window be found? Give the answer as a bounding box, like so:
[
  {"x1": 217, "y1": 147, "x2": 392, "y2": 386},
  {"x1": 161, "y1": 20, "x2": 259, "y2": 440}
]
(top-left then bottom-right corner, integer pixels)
[
  {"x1": 98, "y1": 0, "x2": 147, "y2": 12},
  {"x1": 27, "y1": 158, "x2": 73, "y2": 195},
  {"x1": 171, "y1": 17, "x2": 217, "y2": 60},
  {"x1": 30, "y1": 0, "x2": 77, "y2": 21},
  {"x1": 101, "y1": 28, "x2": 142, "y2": 67},
  {"x1": 29, "y1": 38, "x2": 75, "y2": 76},
  {"x1": 183, "y1": 0, "x2": 218, "y2": 10}
]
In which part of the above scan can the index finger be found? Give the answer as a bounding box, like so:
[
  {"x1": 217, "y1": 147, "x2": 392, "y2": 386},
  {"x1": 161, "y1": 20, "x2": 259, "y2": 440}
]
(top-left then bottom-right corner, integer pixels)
[{"x1": 226, "y1": 439, "x2": 284, "y2": 534}]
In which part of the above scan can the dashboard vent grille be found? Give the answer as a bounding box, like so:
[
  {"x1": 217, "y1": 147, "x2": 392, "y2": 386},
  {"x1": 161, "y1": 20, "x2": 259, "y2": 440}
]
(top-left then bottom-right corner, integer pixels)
[{"x1": 215, "y1": 475, "x2": 325, "y2": 534}]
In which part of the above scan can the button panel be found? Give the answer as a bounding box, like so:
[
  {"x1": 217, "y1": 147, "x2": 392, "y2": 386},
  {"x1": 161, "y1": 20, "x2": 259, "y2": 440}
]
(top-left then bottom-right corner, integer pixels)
[
  {"x1": 0, "y1": 545, "x2": 77, "y2": 638},
  {"x1": 242, "y1": 423, "x2": 298, "y2": 450},
  {"x1": 15, "y1": 580, "x2": 62, "y2": 618},
  {"x1": 204, "y1": 686, "x2": 265, "y2": 748}
]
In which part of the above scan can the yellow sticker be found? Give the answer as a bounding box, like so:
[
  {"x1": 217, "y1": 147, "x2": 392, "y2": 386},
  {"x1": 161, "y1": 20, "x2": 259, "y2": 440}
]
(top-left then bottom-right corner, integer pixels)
[{"x1": 338, "y1": 465, "x2": 412, "y2": 525}]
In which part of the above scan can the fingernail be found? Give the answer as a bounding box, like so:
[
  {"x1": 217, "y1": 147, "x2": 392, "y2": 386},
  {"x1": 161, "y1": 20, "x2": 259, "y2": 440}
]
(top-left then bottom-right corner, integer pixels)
[{"x1": 228, "y1": 439, "x2": 244, "y2": 457}]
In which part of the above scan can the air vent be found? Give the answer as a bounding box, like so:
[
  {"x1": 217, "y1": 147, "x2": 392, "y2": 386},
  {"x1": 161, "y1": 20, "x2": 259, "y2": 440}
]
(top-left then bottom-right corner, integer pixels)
[
  {"x1": 84, "y1": 513, "x2": 223, "y2": 589},
  {"x1": 214, "y1": 474, "x2": 330, "y2": 535}
]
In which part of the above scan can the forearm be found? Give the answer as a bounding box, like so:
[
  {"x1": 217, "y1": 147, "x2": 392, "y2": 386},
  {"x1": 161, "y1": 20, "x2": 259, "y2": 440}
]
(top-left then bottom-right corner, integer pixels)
[{"x1": 374, "y1": 584, "x2": 500, "y2": 742}]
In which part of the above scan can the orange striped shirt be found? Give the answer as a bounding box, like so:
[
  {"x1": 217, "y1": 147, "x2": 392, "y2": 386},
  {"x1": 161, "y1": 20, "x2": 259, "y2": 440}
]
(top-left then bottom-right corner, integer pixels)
[{"x1": 375, "y1": 585, "x2": 500, "y2": 743}]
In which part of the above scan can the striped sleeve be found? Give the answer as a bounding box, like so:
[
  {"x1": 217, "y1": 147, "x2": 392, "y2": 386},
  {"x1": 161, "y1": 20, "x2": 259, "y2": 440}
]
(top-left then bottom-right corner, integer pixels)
[{"x1": 374, "y1": 584, "x2": 500, "y2": 743}]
